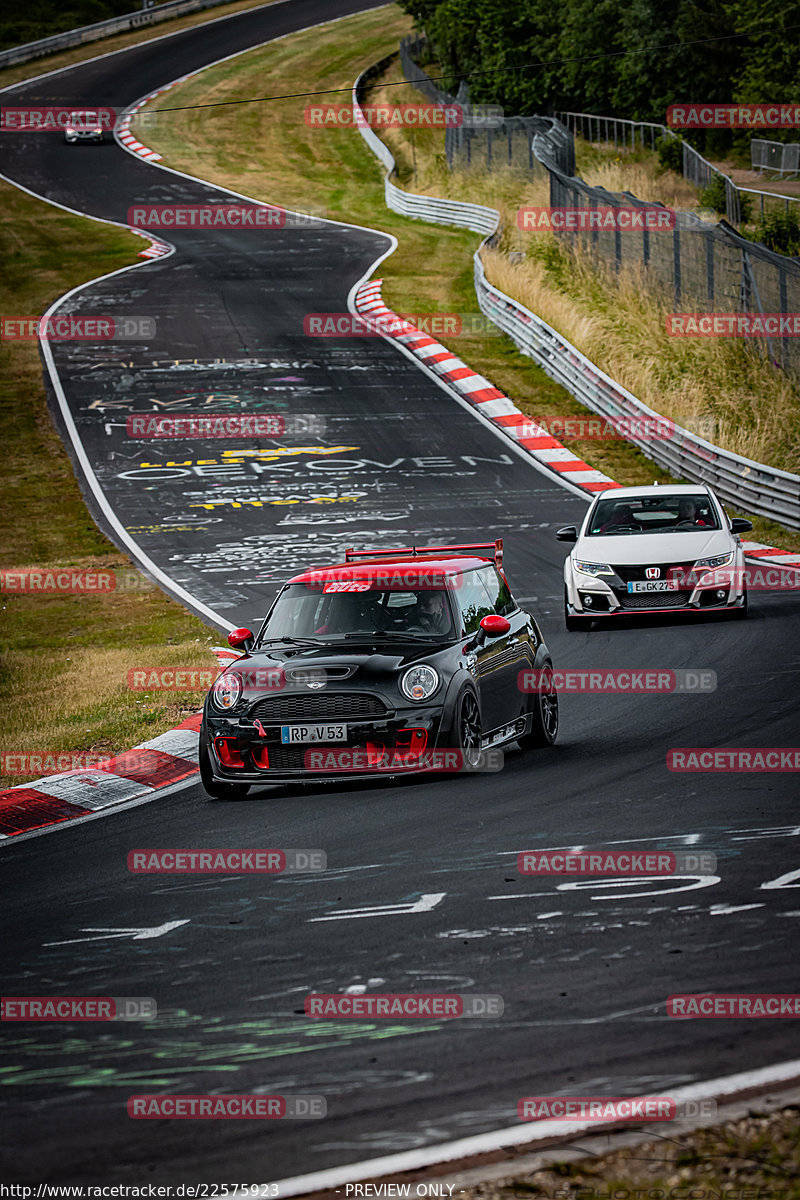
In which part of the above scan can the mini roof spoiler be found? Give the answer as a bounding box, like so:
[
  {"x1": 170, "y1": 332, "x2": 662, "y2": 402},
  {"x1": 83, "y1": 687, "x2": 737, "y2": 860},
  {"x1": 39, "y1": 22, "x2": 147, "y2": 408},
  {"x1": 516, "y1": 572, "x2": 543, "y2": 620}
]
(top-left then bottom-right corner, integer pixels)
[{"x1": 344, "y1": 539, "x2": 503, "y2": 568}]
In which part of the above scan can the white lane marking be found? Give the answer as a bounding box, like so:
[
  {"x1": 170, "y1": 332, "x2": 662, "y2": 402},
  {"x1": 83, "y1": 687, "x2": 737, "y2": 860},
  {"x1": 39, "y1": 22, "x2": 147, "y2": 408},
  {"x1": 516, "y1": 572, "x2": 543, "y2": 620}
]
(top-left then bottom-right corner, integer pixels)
[
  {"x1": 44, "y1": 919, "x2": 190, "y2": 946},
  {"x1": 709, "y1": 903, "x2": 765, "y2": 915},
  {"x1": 1, "y1": 9, "x2": 393, "y2": 640},
  {"x1": 761, "y1": 868, "x2": 800, "y2": 889},
  {"x1": 557, "y1": 876, "x2": 721, "y2": 899},
  {"x1": 269, "y1": 1060, "x2": 800, "y2": 1196},
  {"x1": 308, "y1": 893, "x2": 446, "y2": 923},
  {"x1": 732, "y1": 826, "x2": 800, "y2": 840},
  {"x1": 490, "y1": 876, "x2": 720, "y2": 901}
]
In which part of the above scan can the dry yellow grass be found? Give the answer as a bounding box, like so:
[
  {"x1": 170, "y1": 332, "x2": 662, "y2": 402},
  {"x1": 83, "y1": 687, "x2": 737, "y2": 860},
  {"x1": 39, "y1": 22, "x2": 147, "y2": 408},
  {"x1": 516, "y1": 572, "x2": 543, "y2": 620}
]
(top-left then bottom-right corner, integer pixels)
[
  {"x1": 365, "y1": 64, "x2": 800, "y2": 474},
  {"x1": 138, "y1": 21, "x2": 800, "y2": 549}
]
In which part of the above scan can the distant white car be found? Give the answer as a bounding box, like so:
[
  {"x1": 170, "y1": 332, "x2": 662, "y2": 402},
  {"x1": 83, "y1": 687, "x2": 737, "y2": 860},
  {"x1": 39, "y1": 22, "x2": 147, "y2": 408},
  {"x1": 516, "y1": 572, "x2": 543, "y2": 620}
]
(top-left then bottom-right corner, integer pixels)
[
  {"x1": 557, "y1": 484, "x2": 752, "y2": 630},
  {"x1": 64, "y1": 114, "x2": 103, "y2": 144}
]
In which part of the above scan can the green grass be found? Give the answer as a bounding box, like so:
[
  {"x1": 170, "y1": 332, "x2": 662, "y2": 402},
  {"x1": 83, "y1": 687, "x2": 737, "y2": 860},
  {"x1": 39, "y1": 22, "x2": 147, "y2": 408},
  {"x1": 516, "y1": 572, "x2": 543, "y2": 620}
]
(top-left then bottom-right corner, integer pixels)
[{"x1": 0, "y1": 181, "x2": 217, "y2": 787}]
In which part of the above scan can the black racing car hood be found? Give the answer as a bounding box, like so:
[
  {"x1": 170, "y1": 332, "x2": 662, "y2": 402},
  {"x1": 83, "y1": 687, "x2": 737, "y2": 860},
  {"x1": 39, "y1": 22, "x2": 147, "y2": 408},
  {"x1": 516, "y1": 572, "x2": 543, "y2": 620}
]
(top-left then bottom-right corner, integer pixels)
[{"x1": 239, "y1": 642, "x2": 451, "y2": 675}]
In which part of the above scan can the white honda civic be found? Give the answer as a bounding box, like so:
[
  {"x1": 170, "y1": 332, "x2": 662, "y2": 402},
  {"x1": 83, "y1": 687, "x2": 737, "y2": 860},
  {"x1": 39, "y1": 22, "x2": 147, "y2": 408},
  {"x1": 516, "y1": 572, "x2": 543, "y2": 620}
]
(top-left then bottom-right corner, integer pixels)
[{"x1": 557, "y1": 484, "x2": 752, "y2": 630}]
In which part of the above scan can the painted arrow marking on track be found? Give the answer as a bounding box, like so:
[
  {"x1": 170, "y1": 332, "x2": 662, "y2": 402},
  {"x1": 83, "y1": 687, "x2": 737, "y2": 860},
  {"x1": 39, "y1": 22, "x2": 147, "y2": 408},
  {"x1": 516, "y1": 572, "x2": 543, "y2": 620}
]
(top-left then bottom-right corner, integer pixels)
[
  {"x1": 308, "y1": 893, "x2": 446, "y2": 922},
  {"x1": 44, "y1": 920, "x2": 190, "y2": 946}
]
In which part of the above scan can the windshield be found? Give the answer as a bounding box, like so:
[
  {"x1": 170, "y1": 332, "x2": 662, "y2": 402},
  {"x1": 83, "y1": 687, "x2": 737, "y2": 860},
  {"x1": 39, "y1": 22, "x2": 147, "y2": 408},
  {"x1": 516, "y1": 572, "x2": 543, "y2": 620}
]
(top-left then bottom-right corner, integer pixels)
[
  {"x1": 259, "y1": 584, "x2": 456, "y2": 642},
  {"x1": 587, "y1": 493, "x2": 720, "y2": 535}
]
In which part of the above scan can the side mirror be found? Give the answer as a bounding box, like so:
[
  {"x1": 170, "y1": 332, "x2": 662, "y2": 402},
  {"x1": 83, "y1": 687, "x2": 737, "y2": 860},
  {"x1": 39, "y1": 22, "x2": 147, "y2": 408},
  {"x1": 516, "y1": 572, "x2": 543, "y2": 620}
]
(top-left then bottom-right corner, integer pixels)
[
  {"x1": 479, "y1": 614, "x2": 511, "y2": 638},
  {"x1": 556, "y1": 525, "x2": 578, "y2": 543},
  {"x1": 730, "y1": 518, "x2": 753, "y2": 533},
  {"x1": 228, "y1": 627, "x2": 254, "y2": 651}
]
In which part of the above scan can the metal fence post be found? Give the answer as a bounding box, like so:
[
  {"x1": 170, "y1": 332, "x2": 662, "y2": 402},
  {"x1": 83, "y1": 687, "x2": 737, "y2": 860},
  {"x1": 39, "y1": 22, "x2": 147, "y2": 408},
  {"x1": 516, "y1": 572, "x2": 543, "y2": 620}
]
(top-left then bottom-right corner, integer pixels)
[
  {"x1": 705, "y1": 236, "x2": 715, "y2": 309},
  {"x1": 673, "y1": 226, "x2": 681, "y2": 309}
]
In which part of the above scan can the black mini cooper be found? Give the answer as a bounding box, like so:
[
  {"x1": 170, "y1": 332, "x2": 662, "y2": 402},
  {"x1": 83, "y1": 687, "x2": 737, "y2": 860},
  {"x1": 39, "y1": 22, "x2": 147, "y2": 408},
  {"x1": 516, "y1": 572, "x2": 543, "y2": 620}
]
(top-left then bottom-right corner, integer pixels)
[{"x1": 199, "y1": 541, "x2": 558, "y2": 797}]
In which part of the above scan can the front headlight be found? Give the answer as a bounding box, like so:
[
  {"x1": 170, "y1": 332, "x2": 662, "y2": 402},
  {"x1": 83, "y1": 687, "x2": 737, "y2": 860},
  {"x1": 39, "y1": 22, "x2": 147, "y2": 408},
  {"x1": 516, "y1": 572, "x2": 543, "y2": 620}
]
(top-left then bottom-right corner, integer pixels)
[
  {"x1": 694, "y1": 552, "x2": 734, "y2": 569},
  {"x1": 574, "y1": 560, "x2": 614, "y2": 577},
  {"x1": 211, "y1": 671, "x2": 242, "y2": 711},
  {"x1": 400, "y1": 665, "x2": 439, "y2": 702}
]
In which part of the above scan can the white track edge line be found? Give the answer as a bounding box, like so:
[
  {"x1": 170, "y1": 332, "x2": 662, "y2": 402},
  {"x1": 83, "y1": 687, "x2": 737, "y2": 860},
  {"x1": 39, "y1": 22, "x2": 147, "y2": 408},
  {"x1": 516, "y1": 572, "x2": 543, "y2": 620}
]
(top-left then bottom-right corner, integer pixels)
[
  {"x1": 0, "y1": 773, "x2": 199, "y2": 850},
  {"x1": 270, "y1": 1057, "x2": 800, "y2": 1195}
]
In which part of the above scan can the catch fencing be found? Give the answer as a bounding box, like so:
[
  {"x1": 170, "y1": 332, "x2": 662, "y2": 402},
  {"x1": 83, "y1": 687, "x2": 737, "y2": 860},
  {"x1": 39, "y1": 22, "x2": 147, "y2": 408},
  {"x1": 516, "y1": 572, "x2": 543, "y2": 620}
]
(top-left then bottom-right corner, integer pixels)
[
  {"x1": 751, "y1": 139, "x2": 800, "y2": 178},
  {"x1": 399, "y1": 38, "x2": 800, "y2": 380},
  {"x1": 354, "y1": 51, "x2": 800, "y2": 527}
]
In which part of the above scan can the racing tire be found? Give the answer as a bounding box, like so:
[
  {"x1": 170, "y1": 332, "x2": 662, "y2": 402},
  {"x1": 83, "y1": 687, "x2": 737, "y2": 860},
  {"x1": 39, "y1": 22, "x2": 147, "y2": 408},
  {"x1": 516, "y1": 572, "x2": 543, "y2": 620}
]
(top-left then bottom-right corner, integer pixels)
[
  {"x1": 518, "y1": 658, "x2": 559, "y2": 750},
  {"x1": 199, "y1": 729, "x2": 251, "y2": 800},
  {"x1": 454, "y1": 688, "x2": 483, "y2": 769}
]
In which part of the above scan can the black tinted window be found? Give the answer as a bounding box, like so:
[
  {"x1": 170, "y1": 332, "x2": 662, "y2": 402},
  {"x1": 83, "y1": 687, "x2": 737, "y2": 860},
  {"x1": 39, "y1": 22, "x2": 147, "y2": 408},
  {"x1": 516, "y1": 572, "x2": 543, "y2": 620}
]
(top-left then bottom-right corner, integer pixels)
[
  {"x1": 455, "y1": 571, "x2": 495, "y2": 634},
  {"x1": 477, "y1": 566, "x2": 515, "y2": 615}
]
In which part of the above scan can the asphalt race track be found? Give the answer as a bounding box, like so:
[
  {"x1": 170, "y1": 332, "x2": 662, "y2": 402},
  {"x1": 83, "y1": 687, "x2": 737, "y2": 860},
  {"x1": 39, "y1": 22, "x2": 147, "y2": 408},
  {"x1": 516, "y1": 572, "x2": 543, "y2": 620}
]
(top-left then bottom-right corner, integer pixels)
[{"x1": 1, "y1": 0, "x2": 799, "y2": 1186}]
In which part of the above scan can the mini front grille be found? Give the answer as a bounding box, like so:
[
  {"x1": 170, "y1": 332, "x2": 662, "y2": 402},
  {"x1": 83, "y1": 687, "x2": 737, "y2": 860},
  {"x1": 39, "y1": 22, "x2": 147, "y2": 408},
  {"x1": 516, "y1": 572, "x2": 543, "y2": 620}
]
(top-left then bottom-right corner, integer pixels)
[{"x1": 250, "y1": 693, "x2": 388, "y2": 722}]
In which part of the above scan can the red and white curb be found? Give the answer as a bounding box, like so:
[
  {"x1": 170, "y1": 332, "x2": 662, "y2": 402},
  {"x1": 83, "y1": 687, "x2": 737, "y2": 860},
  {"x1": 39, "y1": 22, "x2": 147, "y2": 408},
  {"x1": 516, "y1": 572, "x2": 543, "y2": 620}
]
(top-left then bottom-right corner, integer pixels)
[
  {"x1": 0, "y1": 649, "x2": 238, "y2": 839},
  {"x1": 354, "y1": 279, "x2": 800, "y2": 572},
  {"x1": 129, "y1": 227, "x2": 171, "y2": 259},
  {"x1": 115, "y1": 81, "x2": 193, "y2": 258},
  {"x1": 116, "y1": 74, "x2": 196, "y2": 167},
  {"x1": 3, "y1": 284, "x2": 797, "y2": 839},
  {"x1": 0, "y1": 714, "x2": 201, "y2": 839},
  {"x1": 739, "y1": 540, "x2": 800, "y2": 569},
  {"x1": 355, "y1": 280, "x2": 620, "y2": 495}
]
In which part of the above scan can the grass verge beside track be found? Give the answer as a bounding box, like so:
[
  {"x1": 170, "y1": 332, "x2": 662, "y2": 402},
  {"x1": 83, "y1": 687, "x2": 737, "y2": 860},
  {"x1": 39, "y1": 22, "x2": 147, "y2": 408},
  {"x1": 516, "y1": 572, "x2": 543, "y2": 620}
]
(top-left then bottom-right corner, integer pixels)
[
  {"x1": 463, "y1": 1105, "x2": 800, "y2": 1200},
  {"x1": 141, "y1": 7, "x2": 799, "y2": 552},
  {"x1": 0, "y1": 181, "x2": 215, "y2": 787}
]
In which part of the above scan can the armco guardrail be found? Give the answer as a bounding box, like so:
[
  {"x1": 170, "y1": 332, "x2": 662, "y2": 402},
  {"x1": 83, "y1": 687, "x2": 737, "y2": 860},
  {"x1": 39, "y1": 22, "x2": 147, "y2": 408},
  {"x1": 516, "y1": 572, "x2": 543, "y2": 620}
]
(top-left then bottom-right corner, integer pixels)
[
  {"x1": 0, "y1": 0, "x2": 237, "y2": 69},
  {"x1": 353, "y1": 62, "x2": 498, "y2": 237},
  {"x1": 353, "y1": 60, "x2": 800, "y2": 529},
  {"x1": 473, "y1": 256, "x2": 800, "y2": 527}
]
